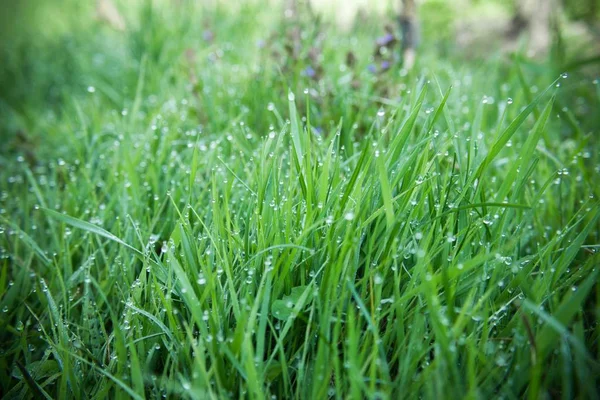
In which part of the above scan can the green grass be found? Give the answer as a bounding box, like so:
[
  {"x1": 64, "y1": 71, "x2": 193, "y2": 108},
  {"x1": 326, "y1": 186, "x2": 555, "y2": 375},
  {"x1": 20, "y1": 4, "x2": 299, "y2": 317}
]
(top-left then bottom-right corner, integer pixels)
[{"x1": 1, "y1": 1, "x2": 599, "y2": 398}]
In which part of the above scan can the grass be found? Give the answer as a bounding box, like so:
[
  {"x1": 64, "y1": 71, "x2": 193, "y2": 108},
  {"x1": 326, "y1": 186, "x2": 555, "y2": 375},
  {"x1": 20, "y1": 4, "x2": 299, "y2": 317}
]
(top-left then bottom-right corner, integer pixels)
[{"x1": 1, "y1": 1, "x2": 599, "y2": 398}]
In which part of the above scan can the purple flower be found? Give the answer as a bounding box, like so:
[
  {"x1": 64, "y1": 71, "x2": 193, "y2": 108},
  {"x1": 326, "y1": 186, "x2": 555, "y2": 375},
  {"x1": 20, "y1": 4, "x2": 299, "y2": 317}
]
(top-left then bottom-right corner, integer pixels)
[
  {"x1": 302, "y1": 66, "x2": 316, "y2": 78},
  {"x1": 202, "y1": 30, "x2": 214, "y2": 43},
  {"x1": 381, "y1": 60, "x2": 391, "y2": 71},
  {"x1": 367, "y1": 64, "x2": 377, "y2": 74},
  {"x1": 376, "y1": 33, "x2": 395, "y2": 47}
]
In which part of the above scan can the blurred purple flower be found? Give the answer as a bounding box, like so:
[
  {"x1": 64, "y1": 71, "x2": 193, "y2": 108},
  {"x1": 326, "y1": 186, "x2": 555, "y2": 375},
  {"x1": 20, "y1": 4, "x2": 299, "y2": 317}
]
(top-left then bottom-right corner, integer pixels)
[
  {"x1": 302, "y1": 66, "x2": 316, "y2": 78},
  {"x1": 367, "y1": 64, "x2": 377, "y2": 74},
  {"x1": 376, "y1": 33, "x2": 395, "y2": 47},
  {"x1": 203, "y1": 29, "x2": 214, "y2": 43},
  {"x1": 381, "y1": 60, "x2": 391, "y2": 71}
]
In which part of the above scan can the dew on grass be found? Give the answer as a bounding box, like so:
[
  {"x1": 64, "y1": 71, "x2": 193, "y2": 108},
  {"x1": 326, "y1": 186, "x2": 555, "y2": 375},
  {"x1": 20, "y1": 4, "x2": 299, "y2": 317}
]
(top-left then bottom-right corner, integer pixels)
[
  {"x1": 288, "y1": 92, "x2": 295, "y2": 102},
  {"x1": 495, "y1": 354, "x2": 508, "y2": 367},
  {"x1": 344, "y1": 211, "x2": 355, "y2": 221},
  {"x1": 87, "y1": 86, "x2": 96, "y2": 93}
]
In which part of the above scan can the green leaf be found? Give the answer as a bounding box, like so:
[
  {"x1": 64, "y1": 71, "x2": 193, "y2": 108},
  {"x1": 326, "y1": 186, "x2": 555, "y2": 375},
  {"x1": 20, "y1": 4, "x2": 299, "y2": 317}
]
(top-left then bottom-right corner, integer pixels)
[
  {"x1": 12, "y1": 360, "x2": 60, "y2": 380},
  {"x1": 41, "y1": 208, "x2": 138, "y2": 254},
  {"x1": 272, "y1": 286, "x2": 308, "y2": 321}
]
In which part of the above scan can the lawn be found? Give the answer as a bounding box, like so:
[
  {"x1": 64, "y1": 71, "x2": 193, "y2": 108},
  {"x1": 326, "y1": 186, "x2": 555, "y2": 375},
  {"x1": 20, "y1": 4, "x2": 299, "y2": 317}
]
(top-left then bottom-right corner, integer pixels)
[{"x1": 0, "y1": 1, "x2": 599, "y2": 398}]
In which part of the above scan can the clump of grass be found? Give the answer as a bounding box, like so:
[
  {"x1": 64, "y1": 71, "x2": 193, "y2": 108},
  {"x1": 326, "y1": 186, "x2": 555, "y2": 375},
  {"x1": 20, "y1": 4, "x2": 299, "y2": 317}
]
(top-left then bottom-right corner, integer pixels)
[{"x1": 1, "y1": 1, "x2": 599, "y2": 399}]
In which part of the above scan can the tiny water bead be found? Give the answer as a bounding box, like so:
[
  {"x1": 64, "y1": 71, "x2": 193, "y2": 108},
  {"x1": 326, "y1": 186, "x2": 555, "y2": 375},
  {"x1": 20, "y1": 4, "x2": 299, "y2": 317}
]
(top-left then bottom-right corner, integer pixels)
[
  {"x1": 373, "y1": 274, "x2": 384, "y2": 285},
  {"x1": 287, "y1": 92, "x2": 295, "y2": 102},
  {"x1": 482, "y1": 95, "x2": 495, "y2": 104}
]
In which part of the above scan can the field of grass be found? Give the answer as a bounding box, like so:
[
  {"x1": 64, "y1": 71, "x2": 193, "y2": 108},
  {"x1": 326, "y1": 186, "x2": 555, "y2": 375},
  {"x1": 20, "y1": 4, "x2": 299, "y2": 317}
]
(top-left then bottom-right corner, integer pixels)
[{"x1": 1, "y1": 1, "x2": 599, "y2": 398}]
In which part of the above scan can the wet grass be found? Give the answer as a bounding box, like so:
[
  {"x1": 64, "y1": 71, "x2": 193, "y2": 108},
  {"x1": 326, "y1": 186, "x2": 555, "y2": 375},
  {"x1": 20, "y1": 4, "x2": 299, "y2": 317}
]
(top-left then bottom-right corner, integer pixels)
[{"x1": 0, "y1": 1, "x2": 599, "y2": 399}]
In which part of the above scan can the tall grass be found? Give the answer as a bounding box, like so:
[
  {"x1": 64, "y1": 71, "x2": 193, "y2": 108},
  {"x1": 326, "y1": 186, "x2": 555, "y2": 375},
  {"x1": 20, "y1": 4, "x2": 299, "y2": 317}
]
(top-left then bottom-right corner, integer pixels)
[{"x1": 0, "y1": 1, "x2": 599, "y2": 398}]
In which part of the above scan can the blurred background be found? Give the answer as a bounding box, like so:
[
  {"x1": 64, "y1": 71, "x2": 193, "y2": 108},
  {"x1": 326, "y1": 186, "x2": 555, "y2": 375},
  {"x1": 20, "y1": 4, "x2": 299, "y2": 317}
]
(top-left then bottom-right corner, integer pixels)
[{"x1": 0, "y1": 0, "x2": 598, "y2": 142}]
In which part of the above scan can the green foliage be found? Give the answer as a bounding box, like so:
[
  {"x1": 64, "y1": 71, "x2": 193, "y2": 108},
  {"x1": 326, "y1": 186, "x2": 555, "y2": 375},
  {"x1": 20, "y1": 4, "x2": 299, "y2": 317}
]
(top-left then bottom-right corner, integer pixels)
[
  {"x1": 0, "y1": 1, "x2": 599, "y2": 399},
  {"x1": 419, "y1": 0, "x2": 455, "y2": 45}
]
